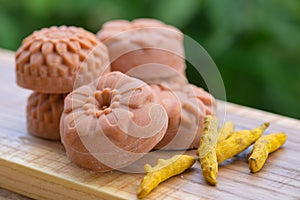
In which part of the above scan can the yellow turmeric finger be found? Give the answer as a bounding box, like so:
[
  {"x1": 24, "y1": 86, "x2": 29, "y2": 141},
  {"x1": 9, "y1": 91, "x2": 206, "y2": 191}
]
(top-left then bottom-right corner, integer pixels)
[
  {"x1": 196, "y1": 120, "x2": 234, "y2": 156},
  {"x1": 197, "y1": 115, "x2": 219, "y2": 185},
  {"x1": 217, "y1": 121, "x2": 235, "y2": 143},
  {"x1": 199, "y1": 150, "x2": 218, "y2": 185},
  {"x1": 137, "y1": 155, "x2": 195, "y2": 198},
  {"x1": 248, "y1": 132, "x2": 287, "y2": 173},
  {"x1": 216, "y1": 122, "x2": 269, "y2": 163}
]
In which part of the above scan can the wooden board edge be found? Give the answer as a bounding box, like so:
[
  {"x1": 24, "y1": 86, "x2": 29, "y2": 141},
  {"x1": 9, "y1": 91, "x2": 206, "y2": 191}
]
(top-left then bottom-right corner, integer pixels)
[{"x1": 0, "y1": 158, "x2": 130, "y2": 200}]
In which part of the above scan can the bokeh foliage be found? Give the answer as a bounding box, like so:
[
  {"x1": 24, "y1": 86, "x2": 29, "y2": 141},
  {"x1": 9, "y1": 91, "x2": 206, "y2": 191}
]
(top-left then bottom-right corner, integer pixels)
[{"x1": 0, "y1": 0, "x2": 299, "y2": 119}]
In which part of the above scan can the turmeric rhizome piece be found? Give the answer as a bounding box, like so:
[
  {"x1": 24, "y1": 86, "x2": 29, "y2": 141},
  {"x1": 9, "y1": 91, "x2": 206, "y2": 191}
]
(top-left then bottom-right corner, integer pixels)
[
  {"x1": 248, "y1": 132, "x2": 287, "y2": 172},
  {"x1": 137, "y1": 154, "x2": 195, "y2": 198},
  {"x1": 216, "y1": 122, "x2": 269, "y2": 163},
  {"x1": 197, "y1": 115, "x2": 219, "y2": 185}
]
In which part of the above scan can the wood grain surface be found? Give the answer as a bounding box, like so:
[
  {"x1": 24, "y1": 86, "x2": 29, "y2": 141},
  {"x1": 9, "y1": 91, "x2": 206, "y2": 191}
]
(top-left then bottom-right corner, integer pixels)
[{"x1": 0, "y1": 49, "x2": 300, "y2": 200}]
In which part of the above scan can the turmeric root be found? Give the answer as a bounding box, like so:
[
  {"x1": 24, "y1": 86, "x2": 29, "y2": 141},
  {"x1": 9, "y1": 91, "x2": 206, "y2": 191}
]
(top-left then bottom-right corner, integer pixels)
[
  {"x1": 216, "y1": 122, "x2": 269, "y2": 163},
  {"x1": 137, "y1": 155, "x2": 195, "y2": 198},
  {"x1": 248, "y1": 132, "x2": 287, "y2": 173},
  {"x1": 217, "y1": 121, "x2": 234, "y2": 143},
  {"x1": 197, "y1": 115, "x2": 219, "y2": 185},
  {"x1": 196, "y1": 120, "x2": 233, "y2": 156}
]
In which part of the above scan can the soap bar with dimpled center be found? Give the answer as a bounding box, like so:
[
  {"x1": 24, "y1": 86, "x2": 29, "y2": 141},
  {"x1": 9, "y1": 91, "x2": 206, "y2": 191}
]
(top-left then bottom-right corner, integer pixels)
[{"x1": 60, "y1": 71, "x2": 168, "y2": 171}]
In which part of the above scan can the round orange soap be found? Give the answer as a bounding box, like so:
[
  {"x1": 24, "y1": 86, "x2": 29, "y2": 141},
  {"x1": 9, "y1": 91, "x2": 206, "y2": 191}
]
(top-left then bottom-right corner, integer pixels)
[
  {"x1": 16, "y1": 26, "x2": 110, "y2": 93},
  {"x1": 97, "y1": 18, "x2": 186, "y2": 77},
  {"x1": 60, "y1": 71, "x2": 168, "y2": 171},
  {"x1": 151, "y1": 84, "x2": 217, "y2": 150},
  {"x1": 27, "y1": 92, "x2": 67, "y2": 140}
]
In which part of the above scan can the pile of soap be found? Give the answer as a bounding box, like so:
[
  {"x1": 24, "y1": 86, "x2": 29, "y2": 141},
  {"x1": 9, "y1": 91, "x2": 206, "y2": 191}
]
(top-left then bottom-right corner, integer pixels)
[{"x1": 15, "y1": 18, "x2": 216, "y2": 171}]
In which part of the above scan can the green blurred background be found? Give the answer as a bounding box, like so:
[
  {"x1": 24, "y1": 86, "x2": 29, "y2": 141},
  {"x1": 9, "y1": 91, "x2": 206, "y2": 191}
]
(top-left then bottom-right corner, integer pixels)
[{"x1": 0, "y1": 0, "x2": 299, "y2": 119}]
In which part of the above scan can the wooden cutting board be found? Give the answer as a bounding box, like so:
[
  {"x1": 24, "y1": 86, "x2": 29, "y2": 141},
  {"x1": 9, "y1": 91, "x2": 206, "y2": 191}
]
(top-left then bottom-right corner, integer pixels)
[{"x1": 0, "y1": 49, "x2": 299, "y2": 200}]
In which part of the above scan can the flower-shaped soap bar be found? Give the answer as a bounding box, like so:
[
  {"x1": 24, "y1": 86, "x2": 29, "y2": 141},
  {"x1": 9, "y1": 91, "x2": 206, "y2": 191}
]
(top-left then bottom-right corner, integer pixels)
[
  {"x1": 27, "y1": 92, "x2": 67, "y2": 140},
  {"x1": 97, "y1": 19, "x2": 186, "y2": 78},
  {"x1": 60, "y1": 71, "x2": 168, "y2": 171},
  {"x1": 151, "y1": 84, "x2": 217, "y2": 150},
  {"x1": 16, "y1": 26, "x2": 110, "y2": 93}
]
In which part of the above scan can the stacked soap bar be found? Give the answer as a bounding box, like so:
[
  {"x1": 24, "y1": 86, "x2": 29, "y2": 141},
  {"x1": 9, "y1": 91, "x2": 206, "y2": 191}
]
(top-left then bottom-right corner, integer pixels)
[{"x1": 16, "y1": 26, "x2": 110, "y2": 140}]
